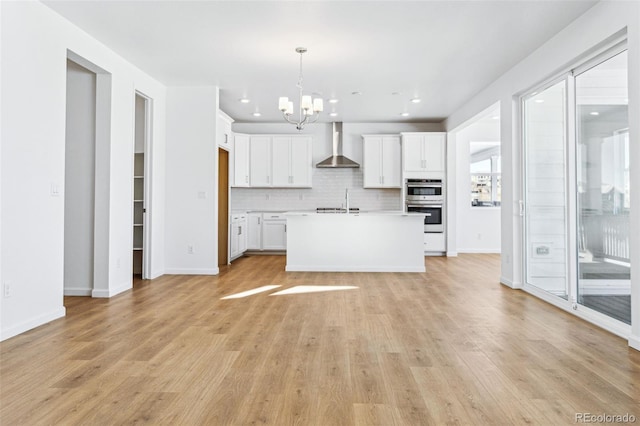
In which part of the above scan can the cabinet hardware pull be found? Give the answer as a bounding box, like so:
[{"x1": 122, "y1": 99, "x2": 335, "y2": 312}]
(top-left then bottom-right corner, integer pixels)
[{"x1": 239, "y1": 226, "x2": 242, "y2": 235}]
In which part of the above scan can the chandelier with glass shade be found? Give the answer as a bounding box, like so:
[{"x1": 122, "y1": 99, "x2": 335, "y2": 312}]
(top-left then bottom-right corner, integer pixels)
[{"x1": 278, "y1": 47, "x2": 323, "y2": 131}]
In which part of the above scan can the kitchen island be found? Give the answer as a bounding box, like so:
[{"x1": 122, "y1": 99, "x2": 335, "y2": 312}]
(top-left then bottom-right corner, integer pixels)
[{"x1": 285, "y1": 211, "x2": 425, "y2": 272}]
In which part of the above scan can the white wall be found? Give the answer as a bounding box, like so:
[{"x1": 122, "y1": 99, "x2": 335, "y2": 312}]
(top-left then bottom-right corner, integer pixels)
[
  {"x1": 0, "y1": 1, "x2": 167, "y2": 340},
  {"x1": 443, "y1": 1, "x2": 640, "y2": 349},
  {"x1": 164, "y1": 87, "x2": 219, "y2": 275},
  {"x1": 231, "y1": 122, "x2": 442, "y2": 212},
  {"x1": 64, "y1": 60, "x2": 96, "y2": 296},
  {"x1": 453, "y1": 119, "x2": 501, "y2": 254}
]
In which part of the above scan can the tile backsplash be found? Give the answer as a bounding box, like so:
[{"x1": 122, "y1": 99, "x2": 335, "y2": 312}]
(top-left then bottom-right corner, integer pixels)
[{"x1": 231, "y1": 168, "x2": 402, "y2": 211}]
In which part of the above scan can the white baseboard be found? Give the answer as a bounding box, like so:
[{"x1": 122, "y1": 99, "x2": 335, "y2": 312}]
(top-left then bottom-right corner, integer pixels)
[
  {"x1": 150, "y1": 269, "x2": 164, "y2": 279},
  {"x1": 64, "y1": 288, "x2": 92, "y2": 296},
  {"x1": 91, "y1": 280, "x2": 132, "y2": 298},
  {"x1": 458, "y1": 248, "x2": 502, "y2": 254},
  {"x1": 0, "y1": 307, "x2": 66, "y2": 342},
  {"x1": 500, "y1": 276, "x2": 522, "y2": 289},
  {"x1": 629, "y1": 334, "x2": 640, "y2": 352},
  {"x1": 164, "y1": 268, "x2": 219, "y2": 275},
  {"x1": 285, "y1": 265, "x2": 425, "y2": 273},
  {"x1": 446, "y1": 251, "x2": 458, "y2": 257}
]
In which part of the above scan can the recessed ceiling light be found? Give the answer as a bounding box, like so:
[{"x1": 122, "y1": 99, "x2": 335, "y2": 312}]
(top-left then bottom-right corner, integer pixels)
[
  {"x1": 328, "y1": 98, "x2": 339, "y2": 104},
  {"x1": 535, "y1": 99, "x2": 544, "y2": 103},
  {"x1": 400, "y1": 112, "x2": 410, "y2": 117},
  {"x1": 239, "y1": 98, "x2": 250, "y2": 104},
  {"x1": 351, "y1": 91, "x2": 362, "y2": 96},
  {"x1": 410, "y1": 98, "x2": 421, "y2": 104},
  {"x1": 329, "y1": 112, "x2": 338, "y2": 117},
  {"x1": 252, "y1": 112, "x2": 261, "y2": 117},
  {"x1": 590, "y1": 111, "x2": 599, "y2": 116}
]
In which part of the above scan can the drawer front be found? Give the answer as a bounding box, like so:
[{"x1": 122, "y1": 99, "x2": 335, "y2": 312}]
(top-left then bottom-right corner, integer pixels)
[{"x1": 264, "y1": 213, "x2": 286, "y2": 220}]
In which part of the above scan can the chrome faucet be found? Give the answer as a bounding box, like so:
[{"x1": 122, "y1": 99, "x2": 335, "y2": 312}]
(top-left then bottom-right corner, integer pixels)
[{"x1": 345, "y1": 188, "x2": 350, "y2": 213}]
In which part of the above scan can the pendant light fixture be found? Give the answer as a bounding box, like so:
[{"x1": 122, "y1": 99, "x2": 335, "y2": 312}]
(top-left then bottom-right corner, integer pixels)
[{"x1": 278, "y1": 47, "x2": 323, "y2": 130}]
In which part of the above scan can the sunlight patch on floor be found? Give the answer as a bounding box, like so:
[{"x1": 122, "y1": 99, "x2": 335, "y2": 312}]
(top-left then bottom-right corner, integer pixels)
[
  {"x1": 220, "y1": 285, "x2": 281, "y2": 299},
  {"x1": 270, "y1": 285, "x2": 359, "y2": 296}
]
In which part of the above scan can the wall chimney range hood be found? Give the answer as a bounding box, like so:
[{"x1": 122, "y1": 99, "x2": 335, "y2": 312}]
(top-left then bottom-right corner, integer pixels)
[{"x1": 316, "y1": 122, "x2": 360, "y2": 168}]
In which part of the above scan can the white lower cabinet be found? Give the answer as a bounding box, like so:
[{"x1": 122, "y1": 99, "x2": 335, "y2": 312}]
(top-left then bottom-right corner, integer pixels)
[
  {"x1": 247, "y1": 213, "x2": 263, "y2": 250},
  {"x1": 245, "y1": 212, "x2": 287, "y2": 251},
  {"x1": 262, "y1": 213, "x2": 287, "y2": 250},
  {"x1": 230, "y1": 213, "x2": 247, "y2": 260},
  {"x1": 424, "y1": 233, "x2": 446, "y2": 254}
]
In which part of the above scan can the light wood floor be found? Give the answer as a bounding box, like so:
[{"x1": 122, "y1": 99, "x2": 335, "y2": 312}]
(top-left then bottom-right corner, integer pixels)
[{"x1": 1, "y1": 254, "x2": 639, "y2": 425}]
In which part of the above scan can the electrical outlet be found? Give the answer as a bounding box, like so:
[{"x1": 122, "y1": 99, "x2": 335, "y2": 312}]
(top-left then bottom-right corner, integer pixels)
[
  {"x1": 477, "y1": 233, "x2": 482, "y2": 240},
  {"x1": 187, "y1": 245, "x2": 194, "y2": 254},
  {"x1": 3, "y1": 281, "x2": 12, "y2": 298}
]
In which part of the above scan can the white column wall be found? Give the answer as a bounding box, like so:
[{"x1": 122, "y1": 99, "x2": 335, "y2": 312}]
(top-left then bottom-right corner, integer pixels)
[
  {"x1": 164, "y1": 87, "x2": 219, "y2": 275},
  {"x1": 64, "y1": 61, "x2": 96, "y2": 296},
  {"x1": 0, "y1": 1, "x2": 166, "y2": 340},
  {"x1": 444, "y1": 1, "x2": 640, "y2": 348},
  {"x1": 454, "y1": 121, "x2": 501, "y2": 253}
]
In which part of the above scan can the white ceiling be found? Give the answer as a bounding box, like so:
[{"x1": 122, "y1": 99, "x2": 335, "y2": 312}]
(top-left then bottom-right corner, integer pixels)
[{"x1": 43, "y1": 0, "x2": 597, "y2": 124}]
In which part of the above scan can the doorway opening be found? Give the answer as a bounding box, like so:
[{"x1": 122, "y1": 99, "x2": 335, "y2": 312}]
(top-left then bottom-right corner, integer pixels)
[
  {"x1": 64, "y1": 52, "x2": 111, "y2": 297},
  {"x1": 133, "y1": 92, "x2": 152, "y2": 280},
  {"x1": 218, "y1": 148, "x2": 230, "y2": 266}
]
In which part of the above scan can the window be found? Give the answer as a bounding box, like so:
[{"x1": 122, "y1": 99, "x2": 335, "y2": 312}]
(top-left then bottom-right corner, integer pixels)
[{"x1": 470, "y1": 141, "x2": 501, "y2": 207}]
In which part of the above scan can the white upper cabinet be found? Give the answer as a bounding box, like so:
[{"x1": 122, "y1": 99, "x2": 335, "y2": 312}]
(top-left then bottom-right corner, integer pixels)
[
  {"x1": 217, "y1": 110, "x2": 233, "y2": 148},
  {"x1": 247, "y1": 135, "x2": 312, "y2": 188},
  {"x1": 233, "y1": 133, "x2": 250, "y2": 187},
  {"x1": 362, "y1": 135, "x2": 401, "y2": 188},
  {"x1": 402, "y1": 132, "x2": 445, "y2": 173},
  {"x1": 275, "y1": 136, "x2": 312, "y2": 187},
  {"x1": 250, "y1": 136, "x2": 272, "y2": 186},
  {"x1": 271, "y1": 137, "x2": 291, "y2": 186}
]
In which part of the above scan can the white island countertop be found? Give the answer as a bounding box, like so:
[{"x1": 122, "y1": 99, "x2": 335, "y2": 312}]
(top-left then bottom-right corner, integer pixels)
[{"x1": 284, "y1": 211, "x2": 425, "y2": 272}]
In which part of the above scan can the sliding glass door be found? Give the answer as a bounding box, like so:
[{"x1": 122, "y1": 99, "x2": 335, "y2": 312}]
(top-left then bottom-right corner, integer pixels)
[
  {"x1": 523, "y1": 80, "x2": 569, "y2": 299},
  {"x1": 522, "y1": 42, "x2": 631, "y2": 329},
  {"x1": 575, "y1": 50, "x2": 630, "y2": 324}
]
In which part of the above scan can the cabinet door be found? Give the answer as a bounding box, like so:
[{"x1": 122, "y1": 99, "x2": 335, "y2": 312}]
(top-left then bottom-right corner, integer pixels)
[
  {"x1": 233, "y1": 134, "x2": 250, "y2": 187},
  {"x1": 217, "y1": 112, "x2": 232, "y2": 148},
  {"x1": 424, "y1": 232, "x2": 446, "y2": 252},
  {"x1": 238, "y1": 218, "x2": 248, "y2": 253},
  {"x1": 230, "y1": 220, "x2": 240, "y2": 257},
  {"x1": 289, "y1": 136, "x2": 311, "y2": 187},
  {"x1": 263, "y1": 220, "x2": 287, "y2": 250},
  {"x1": 424, "y1": 133, "x2": 445, "y2": 172},
  {"x1": 271, "y1": 137, "x2": 291, "y2": 187},
  {"x1": 381, "y1": 136, "x2": 401, "y2": 187},
  {"x1": 363, "y1": 136, "x2": 383, "y2": 188},
  {"x1": 247, "y1": 213, "x2": 262, "y2": 250},
  {"x1": 402, "y1": 134, "x2": 424, "y2": 172},
  {"x1": 250, "y1": 136, "x2": 271, "y2": 186}
]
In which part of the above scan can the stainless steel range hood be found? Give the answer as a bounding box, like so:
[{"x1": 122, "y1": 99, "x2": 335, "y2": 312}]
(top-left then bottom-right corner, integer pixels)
[{"x1": 316, "y1": 122, "x2": 360, "y2": 168}]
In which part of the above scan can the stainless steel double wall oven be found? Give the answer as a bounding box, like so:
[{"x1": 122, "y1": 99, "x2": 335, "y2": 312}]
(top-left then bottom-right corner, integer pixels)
[{"x1": 405, "y1": 179, "x2": 444, "y2": 233}]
